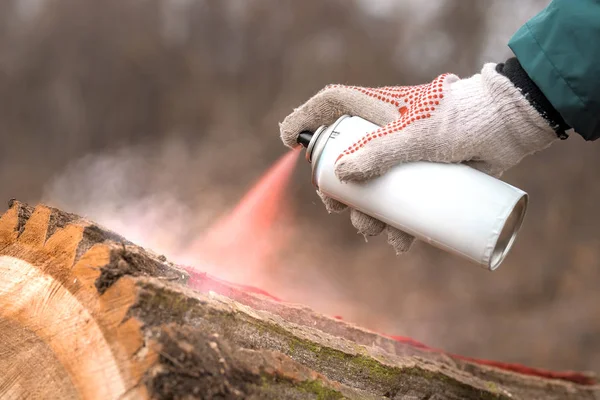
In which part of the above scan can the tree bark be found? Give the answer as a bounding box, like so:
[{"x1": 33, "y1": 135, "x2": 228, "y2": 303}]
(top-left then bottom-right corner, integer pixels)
[{"x1": 0, "y1": 200, "x2": 598, "y2": 400}]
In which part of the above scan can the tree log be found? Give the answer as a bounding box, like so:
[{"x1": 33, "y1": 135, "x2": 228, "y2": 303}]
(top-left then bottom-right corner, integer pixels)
[{"x1": 0, "y1": 200, "x2": 598, "y2": 400}]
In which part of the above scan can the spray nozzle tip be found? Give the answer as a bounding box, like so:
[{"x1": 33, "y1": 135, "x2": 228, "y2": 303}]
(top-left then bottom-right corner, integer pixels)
[{"x1": 297, "y1": 131, "x2": 313, "y2": 148}]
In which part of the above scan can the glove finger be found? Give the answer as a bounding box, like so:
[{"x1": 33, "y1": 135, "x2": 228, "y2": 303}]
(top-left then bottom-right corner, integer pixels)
[
  {"x1": 316, "y1": 190, "x2": 347, "y2": 213},
  {"x1": 334, "y1": 123, "x2": 458, "y2": 182},
  {"x1": 280, "y1": 86, "x2": 400, "y2": 148},
  {"x1": 334, "y1": 75, "x2": 468, "y2": 182},
  {"x1": 350, "y1": 209, "x2": 386, "y2": 237},
  {"x1": 463, "y1": 160, "x2": 504, "y2": 178},
  {"x1": 387, "y1": 226, "x2": 415, "y2": 255}
]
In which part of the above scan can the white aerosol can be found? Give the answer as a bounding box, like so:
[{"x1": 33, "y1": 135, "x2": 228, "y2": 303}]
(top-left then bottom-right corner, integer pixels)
[{"x1": 297, "y1": 115, "x2": 528, "y2": 270}]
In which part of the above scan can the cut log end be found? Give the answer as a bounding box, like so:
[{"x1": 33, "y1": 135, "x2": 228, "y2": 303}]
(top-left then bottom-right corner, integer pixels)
[{"x1": 0, "y1": 200, "x2": 598, "y2": 400}]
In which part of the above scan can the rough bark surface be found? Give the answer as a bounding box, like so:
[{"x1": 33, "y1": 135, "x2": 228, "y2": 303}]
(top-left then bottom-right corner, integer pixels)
[{"x1": 0, "y1": 200, "x2": 598, "y2": 400}]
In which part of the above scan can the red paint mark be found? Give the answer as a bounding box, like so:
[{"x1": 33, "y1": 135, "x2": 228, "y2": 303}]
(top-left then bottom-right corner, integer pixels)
[
  {"x1": 186, "y1": 269, "x2": 282, "y2": 302},
  {"x1": 451, "y1": 355, "x2": 596, "y2": 386},
  {"x1": 385, "y1": 335, "x2": 431, "y2": 350},
  {"x1": 185, "y1": 148, "x2": 301, "y2": 286},
  {"x1": 382, "y1": 333, "x2": 595, "y2": 385}
]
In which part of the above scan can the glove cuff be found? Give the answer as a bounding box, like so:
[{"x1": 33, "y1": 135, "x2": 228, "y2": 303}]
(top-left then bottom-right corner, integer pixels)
[
  {"x1": 496, "y1": 58, "x2": 570, "y2": 140},
  {"x1": 446, "y1": 64, "x2": 559, "y2": 173}
]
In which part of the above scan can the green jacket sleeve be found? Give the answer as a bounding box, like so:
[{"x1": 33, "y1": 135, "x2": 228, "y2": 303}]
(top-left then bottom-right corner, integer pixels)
[{"x1": 508, "y1": 0, "x2": 600, "y2": 141}]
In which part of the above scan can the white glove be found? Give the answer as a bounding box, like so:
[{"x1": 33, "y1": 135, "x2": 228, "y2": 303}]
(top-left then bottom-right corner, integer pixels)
[{"x1": 280, "y1": 64, "x2": 557, "y2": 254}]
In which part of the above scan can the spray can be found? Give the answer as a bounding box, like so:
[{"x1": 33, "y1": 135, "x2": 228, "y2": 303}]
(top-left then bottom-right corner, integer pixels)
[{"x1": 297, "y1": 115, "x2": 528, "y2": 270}]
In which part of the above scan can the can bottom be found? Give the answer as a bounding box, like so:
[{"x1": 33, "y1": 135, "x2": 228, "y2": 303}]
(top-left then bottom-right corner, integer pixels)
[{"x1": 490, "y1": 195, "x2": 528, "y2": 270}]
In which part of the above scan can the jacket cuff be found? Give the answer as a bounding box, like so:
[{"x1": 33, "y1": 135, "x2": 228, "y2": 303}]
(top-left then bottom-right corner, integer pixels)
[{"x1": 496, "y1": 57, "x2": 570, "y2": 140}]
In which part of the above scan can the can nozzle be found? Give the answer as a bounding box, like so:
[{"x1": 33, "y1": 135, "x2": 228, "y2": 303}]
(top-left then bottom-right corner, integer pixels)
[{"x1": 297, "y1": 131, "x2": 313, "y2": 148}]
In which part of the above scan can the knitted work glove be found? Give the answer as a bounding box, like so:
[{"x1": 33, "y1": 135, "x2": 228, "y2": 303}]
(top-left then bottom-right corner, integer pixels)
[{"x1": 280, "y1": 63, "x2": 558, "y2": 254}]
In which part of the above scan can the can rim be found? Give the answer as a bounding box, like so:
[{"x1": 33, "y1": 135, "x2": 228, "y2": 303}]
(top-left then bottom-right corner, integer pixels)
[{"x1": 488, "y1": 193, "x2": 528, "y2": 270}]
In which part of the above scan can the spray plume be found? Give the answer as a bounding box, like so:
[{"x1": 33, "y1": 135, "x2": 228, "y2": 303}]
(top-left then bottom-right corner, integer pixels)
[{"x1": 181, "y1": 148, "x2": 301, "y2": 290}]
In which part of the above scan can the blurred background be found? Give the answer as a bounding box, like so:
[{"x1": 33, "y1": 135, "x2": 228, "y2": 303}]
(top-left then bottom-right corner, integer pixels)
[{"x1": 1, "y1": 0, "x2": 599, "y2": 374}]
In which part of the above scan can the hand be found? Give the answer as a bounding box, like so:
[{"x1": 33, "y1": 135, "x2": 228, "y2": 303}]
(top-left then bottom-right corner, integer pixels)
[{"x1": 280, "y1": 64, "x2": 557, "y2": 254}]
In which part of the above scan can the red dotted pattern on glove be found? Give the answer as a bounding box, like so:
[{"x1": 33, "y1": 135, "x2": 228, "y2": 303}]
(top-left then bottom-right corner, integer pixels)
[{"x1": 333, "y1": 73, "x2": 450, "y2": 162}]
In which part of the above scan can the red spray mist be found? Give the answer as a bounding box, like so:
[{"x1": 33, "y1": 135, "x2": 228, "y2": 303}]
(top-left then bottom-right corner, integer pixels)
[{"x1": 184, "y1": 148, "x2": 300, "y2": 290}]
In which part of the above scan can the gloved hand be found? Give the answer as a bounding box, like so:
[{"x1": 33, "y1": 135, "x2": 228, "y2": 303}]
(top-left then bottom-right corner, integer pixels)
[{"x1": 280, "y1": 63, "x2": 558, "y2": 254}]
